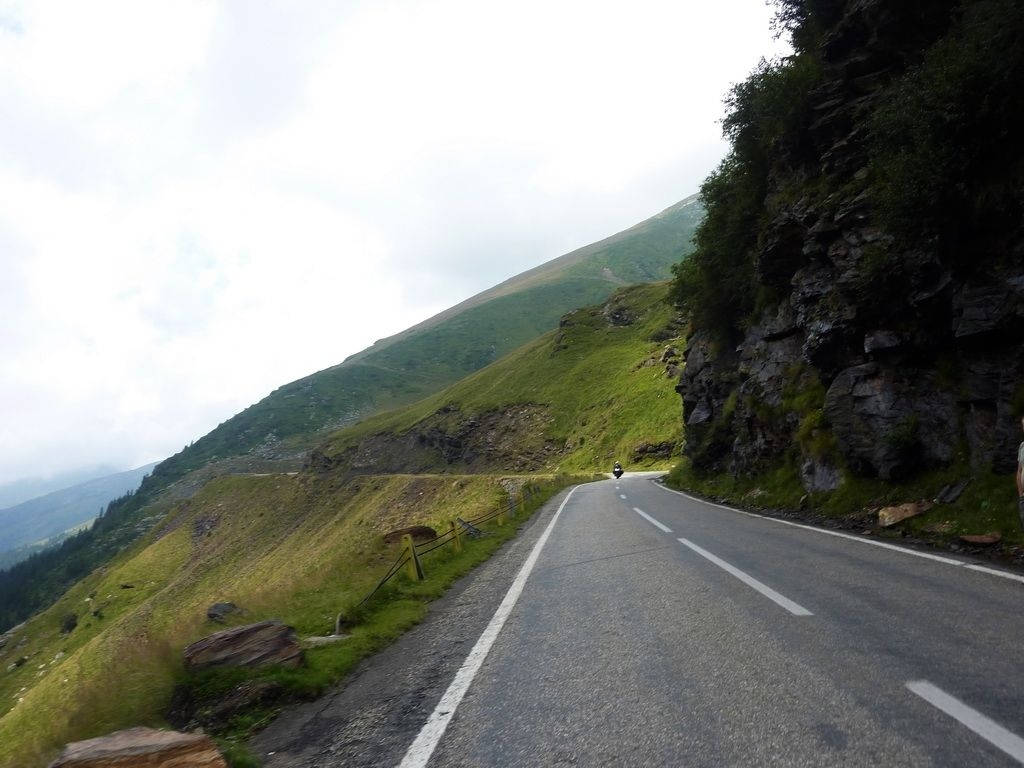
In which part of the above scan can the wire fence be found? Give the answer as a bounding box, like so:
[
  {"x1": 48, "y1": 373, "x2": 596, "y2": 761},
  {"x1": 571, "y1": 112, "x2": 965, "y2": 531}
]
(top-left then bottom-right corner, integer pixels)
[{"x1": 350, "y1": 483, "x2": 540, "y2": 611}]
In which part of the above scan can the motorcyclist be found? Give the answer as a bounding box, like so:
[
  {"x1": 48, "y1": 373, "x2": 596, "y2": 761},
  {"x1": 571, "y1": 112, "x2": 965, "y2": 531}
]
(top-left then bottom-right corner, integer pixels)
[{"x1": 613, "y1": 461, "x2": 623, "y2": 478}]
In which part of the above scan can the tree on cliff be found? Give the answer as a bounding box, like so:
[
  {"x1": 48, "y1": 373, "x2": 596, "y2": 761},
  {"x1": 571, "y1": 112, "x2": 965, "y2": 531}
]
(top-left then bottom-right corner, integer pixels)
[{"x1": 670, "y1": 0, "x2": 1024, "y2": 484}]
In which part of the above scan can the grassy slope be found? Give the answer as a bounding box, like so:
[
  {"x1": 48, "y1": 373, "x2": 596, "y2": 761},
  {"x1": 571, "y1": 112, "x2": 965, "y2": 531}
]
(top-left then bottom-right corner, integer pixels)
[
  {"x1": 319, "y1": 281, "x2": 685, "y2": 472},
  {"x1": 152, "y1": 196, "x2": 702, "y2": 482},
  {"x1": 0, "y1": 196, "x2": 701, "y2": 637},
  {"x1": 0, "y1": 471, "x2": 580, "y2": 767},
  {"x1": 668, "y1": 457, "x2": 1024, "y2": 551},
  {"x1": 0, "y1": 282, "x2": 686, "y2": 765}
]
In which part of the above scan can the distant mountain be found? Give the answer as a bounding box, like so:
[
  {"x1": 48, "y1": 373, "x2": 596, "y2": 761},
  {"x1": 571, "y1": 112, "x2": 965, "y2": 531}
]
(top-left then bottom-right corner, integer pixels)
[
  {"x1": 0, "y1": 463, "x2": 158, "y2": 562},
  {"x1": 150, "y1": 194, "x2": 703, "y2": 485},
  {"x1": 0, "y1": 465, "x2": 120, "y2": 510}
]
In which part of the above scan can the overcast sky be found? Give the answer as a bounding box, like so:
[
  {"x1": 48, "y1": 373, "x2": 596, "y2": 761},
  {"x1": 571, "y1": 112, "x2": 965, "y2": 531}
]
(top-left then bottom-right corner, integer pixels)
[{"x1": 0, "y1": 0, "x2": 786, "y2": 485}]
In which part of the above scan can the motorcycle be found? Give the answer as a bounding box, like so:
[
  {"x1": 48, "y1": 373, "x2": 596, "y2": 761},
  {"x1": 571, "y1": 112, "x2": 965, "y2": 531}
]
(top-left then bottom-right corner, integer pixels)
[{"x1": 612, "y1": 464, "x2": 624, "y2": 479}]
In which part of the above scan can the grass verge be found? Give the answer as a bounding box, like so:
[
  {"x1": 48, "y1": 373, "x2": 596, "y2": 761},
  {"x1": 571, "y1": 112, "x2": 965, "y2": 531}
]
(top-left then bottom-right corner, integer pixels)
[
  {"x1": 666, "y1": 458, "x2": 1023, "y2": 561},
  {"x1": 171, "y1": 474, "x2": 592, "y2": 766}
]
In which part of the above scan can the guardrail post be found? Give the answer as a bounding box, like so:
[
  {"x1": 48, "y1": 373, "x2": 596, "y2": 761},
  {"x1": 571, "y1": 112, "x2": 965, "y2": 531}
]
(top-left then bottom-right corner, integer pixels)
[
  {"x1": 449, "y1": 519, "x2": 462, "y2": 552},
  {"x1": 403, "y1": 535, "x2": 425, "y2": 581}
]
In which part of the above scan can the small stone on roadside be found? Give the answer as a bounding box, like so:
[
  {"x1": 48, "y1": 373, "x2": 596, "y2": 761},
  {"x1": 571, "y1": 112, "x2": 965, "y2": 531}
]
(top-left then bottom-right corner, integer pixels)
[
  {"x1": 959, "y1": 532, "x2": 1001, "y2": 545},
  {"x1": 878, "y1": 501, "x2": 932, "y2": 527}
]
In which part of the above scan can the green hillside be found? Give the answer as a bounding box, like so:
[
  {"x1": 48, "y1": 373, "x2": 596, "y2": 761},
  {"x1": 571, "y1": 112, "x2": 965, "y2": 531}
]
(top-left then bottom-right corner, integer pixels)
[
  {"x1": 0, "y1": 195, "x2": 701, "y2": 635},
  {"x1": 152, "y1": 195, "x2": 701, "y2": 483},
  {"x1": 0, "y1": 283, "x2": 683, "y2": 766},
  {"x1": 317, "y1": 281, "x2": 684, "y2": 474},
  {"x1": 0, "y1": 472, "x2": 573, "y2": 766}
]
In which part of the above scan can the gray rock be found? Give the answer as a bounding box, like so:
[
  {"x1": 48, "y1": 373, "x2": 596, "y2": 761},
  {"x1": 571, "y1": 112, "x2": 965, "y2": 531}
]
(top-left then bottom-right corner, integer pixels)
[
  {"x1": 863, "y1": 330, "x2": 903, "y2": 354},
  {"x1": 824, "y1": 363, "x2": 958, "y2": 479},
  {"x1": 47, "y1": 726, "x2": 226, "y2": 768},
  {"x1": 934, "y1": 479, "x2": 971, "y2": 504},
  {"x1": 953, "y1": 276, "x2": 1024, "y2": 339},
  {"x1": 183, "y1": 620, "x2": 303, "y2": 671},
  {"x1": 206, "y1": 602, "x2": 239, "y2": 623},
  {"x1": 800, "y1": 458, "x2": 842, "y2": 493}
]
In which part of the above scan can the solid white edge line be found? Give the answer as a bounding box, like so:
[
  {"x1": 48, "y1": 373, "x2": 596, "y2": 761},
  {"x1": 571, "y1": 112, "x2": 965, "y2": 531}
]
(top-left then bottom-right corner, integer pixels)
[
  {"x1": 677, "y1": 536, "x2": 813, "y2": 616},
  {"x1": 907, "y1": 680, "x2": 1024, "y2": 763},
  {"x1": 652, "y1": 480, "x2": 967, "y2": 567},
  {"x1": 397, "y1": 485, "x2": 579, "y2": 768},
  {"x1": 962, "y1": 564, "x2": 1024, "y2": 584},
  {"x1": 632, "y1": 507, "x2": 672, "y2": 533}
]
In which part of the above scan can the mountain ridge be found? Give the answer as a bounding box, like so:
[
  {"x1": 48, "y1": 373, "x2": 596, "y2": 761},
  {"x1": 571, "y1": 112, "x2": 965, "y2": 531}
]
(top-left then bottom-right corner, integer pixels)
[{"x1": 345, "y1": 193, "x2": 701, "y2": 362}]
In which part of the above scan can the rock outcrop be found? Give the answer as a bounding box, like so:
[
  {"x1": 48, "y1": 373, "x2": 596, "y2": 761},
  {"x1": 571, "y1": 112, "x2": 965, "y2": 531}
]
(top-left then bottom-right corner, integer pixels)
[
  {"x1": 183, "y1": 620, "x2": 303, "y2": 671},
  {"x1": 48, "y1": 727, "x2": 225, "y2": 768},
  {"x1": 676, "y1": 0, "x2": 1024, "y2": 487},
  {"x1": 307, "y1": 404, "x2": 561, "y2": 476}
]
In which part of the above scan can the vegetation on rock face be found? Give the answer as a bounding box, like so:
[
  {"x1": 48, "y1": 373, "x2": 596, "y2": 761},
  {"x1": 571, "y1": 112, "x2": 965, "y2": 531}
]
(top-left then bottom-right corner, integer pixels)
[
  {"x1": 869, "y1": 0, "x2": 1024, "y2": 262},
  {"x1": 669, "y1": 54, "x2": 821, "y2": 341},
  {"x1": 669, "y1": 0, "x2": 1024, "y2": 526}
]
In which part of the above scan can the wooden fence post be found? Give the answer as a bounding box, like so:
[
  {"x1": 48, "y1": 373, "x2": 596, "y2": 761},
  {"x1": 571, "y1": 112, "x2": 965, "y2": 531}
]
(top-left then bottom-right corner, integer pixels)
[
  {"x1": 403, "y1": 534, "x2": 425, "y2": 581},
  {"x1": 449, "y1": 519, "x2": 462, "y2": 552}
]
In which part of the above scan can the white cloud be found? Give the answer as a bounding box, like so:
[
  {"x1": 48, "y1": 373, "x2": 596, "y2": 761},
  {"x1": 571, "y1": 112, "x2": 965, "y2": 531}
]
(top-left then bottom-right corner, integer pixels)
[{"x1": 0, "y1": 0, "x2": 786, "y2": 483}]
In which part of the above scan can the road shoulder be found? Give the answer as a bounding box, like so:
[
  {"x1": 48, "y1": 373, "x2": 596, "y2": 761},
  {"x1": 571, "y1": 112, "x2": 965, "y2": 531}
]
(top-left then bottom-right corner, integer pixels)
[{"x1": 251, "y1": 485, "x2": 577, "y2": 767}]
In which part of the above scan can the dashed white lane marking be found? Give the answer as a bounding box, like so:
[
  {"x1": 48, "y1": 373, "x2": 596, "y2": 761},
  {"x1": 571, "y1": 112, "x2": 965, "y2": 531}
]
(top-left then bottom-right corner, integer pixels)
[
  {"x1": 633, "y1": 507, "x2": 672, "y2": 533},
  {"x1": 907, "y1": 681, "x2": 1024, "y2": 764},
  {"x1": 619, "y1": 494, "x2": 627, "y2": 500},
  {"x1": 677, "y1": 537, "x2": 813, "y2": 616},
  {"x1": 397, "y1": 486, "x2": 579, "y2": 768},
  {"x1": 653, "y1": 481, "x2": 970, "y2": 568}
]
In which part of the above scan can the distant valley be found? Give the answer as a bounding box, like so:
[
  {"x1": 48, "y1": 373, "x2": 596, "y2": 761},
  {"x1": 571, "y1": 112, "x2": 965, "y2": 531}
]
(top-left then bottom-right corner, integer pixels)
[{"x1": 0, "y1": 463, "x2": 157, "y2": 569}]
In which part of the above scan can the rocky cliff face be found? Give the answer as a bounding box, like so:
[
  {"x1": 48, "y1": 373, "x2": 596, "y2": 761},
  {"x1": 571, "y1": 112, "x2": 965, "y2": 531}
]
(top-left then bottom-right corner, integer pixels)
[{"x1": 678, "y1": 0, "x2": 1024, "y2": 488}]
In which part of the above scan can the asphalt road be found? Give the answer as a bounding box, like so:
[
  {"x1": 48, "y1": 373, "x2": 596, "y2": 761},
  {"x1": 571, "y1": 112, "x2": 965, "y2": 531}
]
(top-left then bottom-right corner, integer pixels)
[{"x1": 254, "y1": 474, "x2": 1024, "y2": 767}]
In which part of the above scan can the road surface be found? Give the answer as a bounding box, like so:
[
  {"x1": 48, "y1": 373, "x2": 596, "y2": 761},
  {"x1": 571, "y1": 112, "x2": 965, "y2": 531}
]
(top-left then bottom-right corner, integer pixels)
[{"x1": 254, "y1": 474, "x2": 1024, "y2": 767}]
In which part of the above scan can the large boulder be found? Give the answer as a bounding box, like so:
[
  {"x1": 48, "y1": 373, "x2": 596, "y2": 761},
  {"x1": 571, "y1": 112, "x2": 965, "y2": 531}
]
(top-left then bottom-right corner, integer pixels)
[
  {"x1": 183, "y1": 620, "x2": 303, "y2": 671},
  {"x1": 48, "y1": 727, "x2": 225, "y2": 767}
]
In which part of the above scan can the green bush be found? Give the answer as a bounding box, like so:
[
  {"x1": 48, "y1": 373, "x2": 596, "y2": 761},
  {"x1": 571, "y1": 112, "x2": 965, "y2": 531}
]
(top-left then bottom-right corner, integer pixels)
[
  {"x1": 869, "y1": 0, "x2": 1024, "y2": 268},
  {"x1": 670, "y1": 53, "x2": 821, "y2": 341}
]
